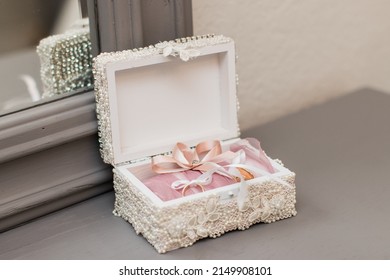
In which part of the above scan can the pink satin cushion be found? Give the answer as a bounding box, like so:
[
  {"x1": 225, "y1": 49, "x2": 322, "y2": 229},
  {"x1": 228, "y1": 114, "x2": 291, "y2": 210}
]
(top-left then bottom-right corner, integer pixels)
[{"x1": 139, "y1": 138, "x2": 275, "y2": 202}]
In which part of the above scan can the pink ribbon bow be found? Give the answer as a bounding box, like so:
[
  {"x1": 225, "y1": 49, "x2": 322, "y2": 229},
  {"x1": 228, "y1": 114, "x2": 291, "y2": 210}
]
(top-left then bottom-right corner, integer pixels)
[{"x1": 152, "y1": 140, "x2": 238, "y2": 174}]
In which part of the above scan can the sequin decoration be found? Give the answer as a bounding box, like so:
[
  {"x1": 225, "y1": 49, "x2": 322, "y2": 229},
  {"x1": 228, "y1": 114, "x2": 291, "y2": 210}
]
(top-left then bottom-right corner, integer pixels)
[{"x1": 37, "y1": 25, "x2": 93, "y2": 97}]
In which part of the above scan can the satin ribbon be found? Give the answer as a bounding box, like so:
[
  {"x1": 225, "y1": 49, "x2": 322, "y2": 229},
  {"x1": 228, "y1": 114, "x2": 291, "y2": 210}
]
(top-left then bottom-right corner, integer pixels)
[
  {"x1": 152, "y1": 140, "x2": 238, "y2": 174},
  {"x1": 171, "y1": 167, "x2": 234, "y2": 191},
  {"x1": 230, "y1": 138, "x2": 275, "y2": 173},
  {"x1": 169, "y1": 148, "x2": 292, "y2": 209}
]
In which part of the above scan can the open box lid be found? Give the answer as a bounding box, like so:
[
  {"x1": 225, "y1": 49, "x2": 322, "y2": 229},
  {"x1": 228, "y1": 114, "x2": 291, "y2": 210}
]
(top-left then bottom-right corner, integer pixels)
[{"x1": 94, "y1": 35, "x2": 240, "y2": 165}]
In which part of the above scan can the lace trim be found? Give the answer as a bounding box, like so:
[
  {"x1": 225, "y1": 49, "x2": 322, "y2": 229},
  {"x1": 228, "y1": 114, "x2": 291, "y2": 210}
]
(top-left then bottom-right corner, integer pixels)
[{"x1": 113, "y1": 168, "x2": 296, "y2": 253}]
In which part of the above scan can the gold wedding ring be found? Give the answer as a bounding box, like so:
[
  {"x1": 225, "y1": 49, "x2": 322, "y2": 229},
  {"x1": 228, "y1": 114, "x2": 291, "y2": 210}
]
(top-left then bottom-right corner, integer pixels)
[
  {"x1": 181, "y1": 184, "x2": 205, "y2": 196},
  {"x1": 234, "y1": 167, "x2": 255, "y2": 181}
]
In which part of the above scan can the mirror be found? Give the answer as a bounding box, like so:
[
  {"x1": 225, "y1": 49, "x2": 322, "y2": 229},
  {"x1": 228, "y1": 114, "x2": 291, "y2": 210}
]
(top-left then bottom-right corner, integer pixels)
[{"x1": 0, "y1": 0, "x2": 92, "y2": 116}]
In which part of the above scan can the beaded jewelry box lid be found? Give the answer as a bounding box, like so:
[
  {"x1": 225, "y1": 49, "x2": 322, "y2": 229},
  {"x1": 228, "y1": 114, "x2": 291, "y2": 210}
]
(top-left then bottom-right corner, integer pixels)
[
  {"x1": 37, "y1": 19, "x2": 92, "y2": 97},
  {"x1": 93, "y1": 35, "x2": 240, "y2": 165}
]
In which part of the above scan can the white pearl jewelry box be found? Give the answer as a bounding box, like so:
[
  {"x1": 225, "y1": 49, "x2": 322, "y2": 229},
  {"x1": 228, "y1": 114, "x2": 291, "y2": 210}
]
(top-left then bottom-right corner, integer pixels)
[{"x1": 93, "y1": 35, "x2": 297, "y2": 253}]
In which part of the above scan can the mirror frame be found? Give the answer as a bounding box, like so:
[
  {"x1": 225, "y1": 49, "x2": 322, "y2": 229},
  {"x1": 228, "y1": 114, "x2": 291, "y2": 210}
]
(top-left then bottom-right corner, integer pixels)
[{"x1": 0, "y1": 0, "x2": 193, "y2": 232}]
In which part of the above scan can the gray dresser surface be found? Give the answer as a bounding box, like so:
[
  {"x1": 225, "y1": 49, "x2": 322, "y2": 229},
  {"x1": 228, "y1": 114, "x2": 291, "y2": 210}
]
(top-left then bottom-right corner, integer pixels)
[{"x1": 1, "y1": 88, "x2": 389, "y2": 259}]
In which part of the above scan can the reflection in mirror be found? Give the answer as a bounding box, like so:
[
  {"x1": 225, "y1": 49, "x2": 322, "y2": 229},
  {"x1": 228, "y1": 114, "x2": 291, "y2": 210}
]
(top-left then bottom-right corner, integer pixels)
[{"x1": 0, "y1": 0, "x2": 92, "y2": 116}]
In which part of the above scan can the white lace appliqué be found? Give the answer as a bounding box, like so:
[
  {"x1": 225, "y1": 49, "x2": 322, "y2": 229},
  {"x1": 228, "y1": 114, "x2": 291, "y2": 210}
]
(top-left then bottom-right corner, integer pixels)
[
  {"x1": 186, "y1": 196, "x2": 220, "y2": 240},
  {"x1": 240, "y1": 194, "x2": 286, "y2": 223},
  {"x1": 166, "y1": 196, "x2": 220, "y2": 240}
]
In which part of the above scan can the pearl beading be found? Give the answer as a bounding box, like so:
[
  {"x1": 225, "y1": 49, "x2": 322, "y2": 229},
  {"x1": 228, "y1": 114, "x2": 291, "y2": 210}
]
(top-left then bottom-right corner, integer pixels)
[{"x1": 113, "y1": 168, "x2": 297, "y2": 253}]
